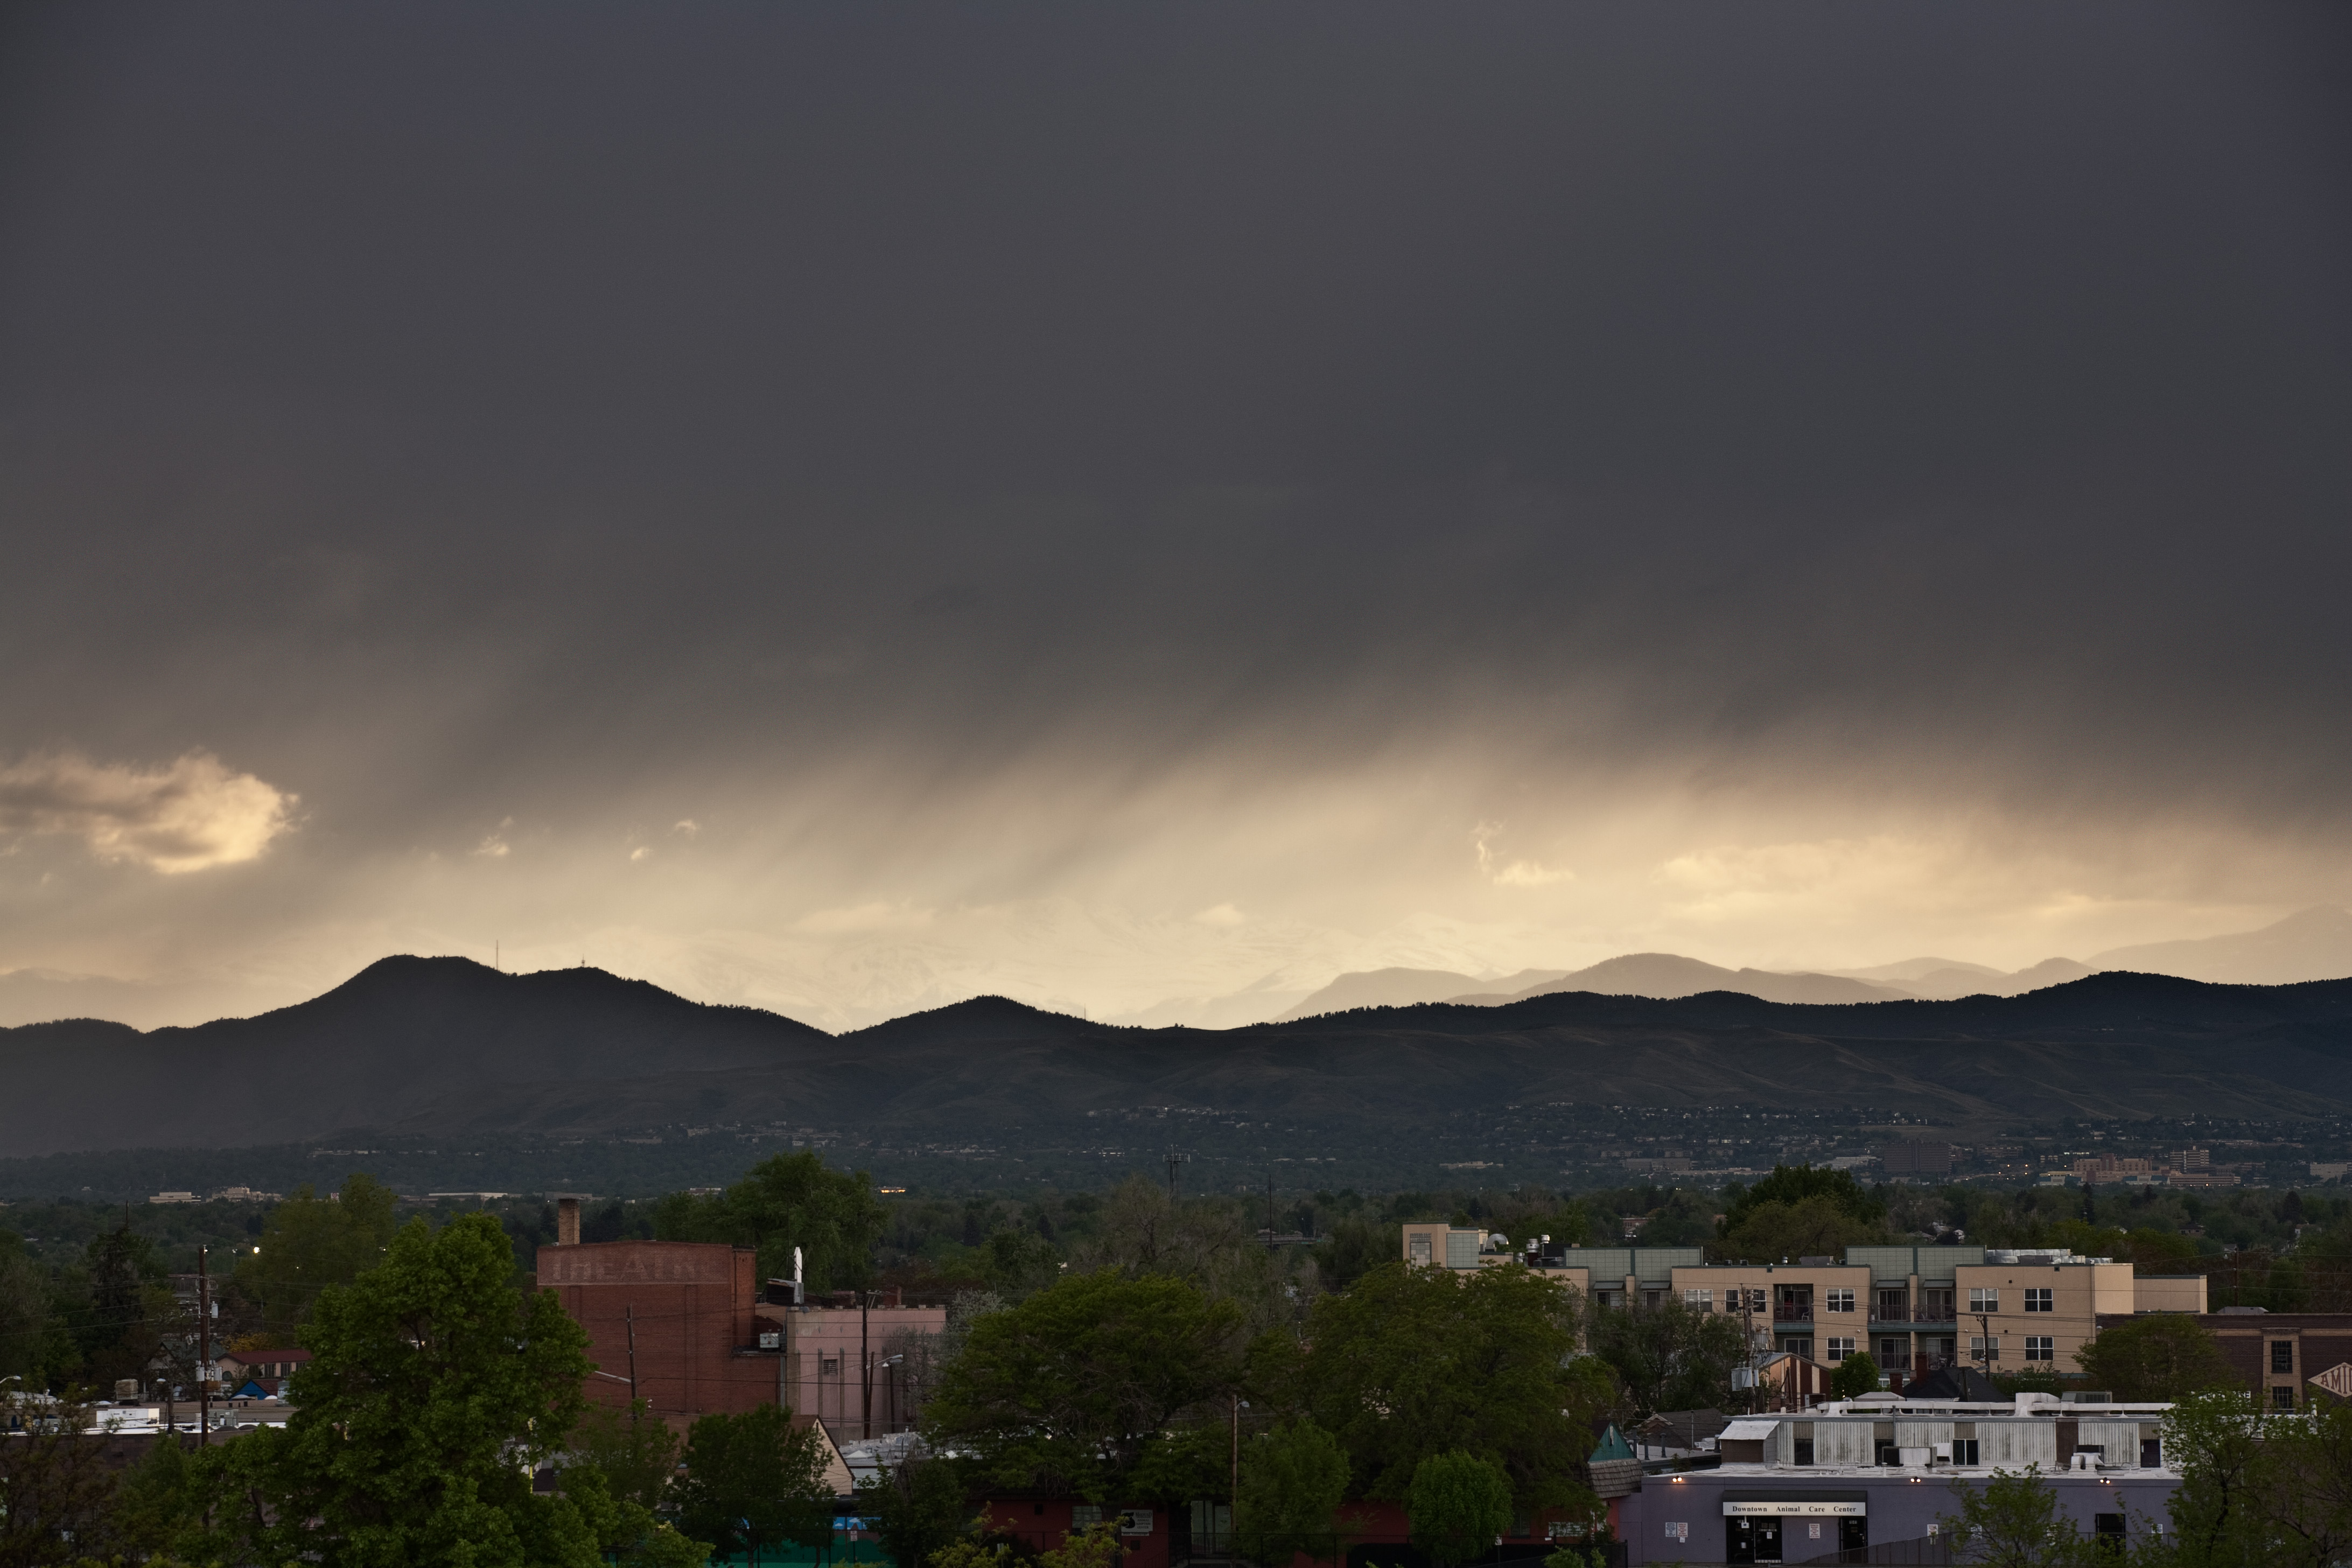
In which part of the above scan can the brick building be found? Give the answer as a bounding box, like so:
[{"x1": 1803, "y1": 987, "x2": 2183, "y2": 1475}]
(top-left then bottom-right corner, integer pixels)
[
  {"x1": 536, "y1": 1237, "x2": 781, "y2": 1419},
  {"x1": 2094, "y1": 1311, "x2": 2352, "y2": 1410}
]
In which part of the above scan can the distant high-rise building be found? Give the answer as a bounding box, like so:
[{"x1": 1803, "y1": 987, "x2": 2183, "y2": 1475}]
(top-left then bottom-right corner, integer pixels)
[{"x1": 2175, "y1": 1147, "x2": 2210, "y2": 1173}]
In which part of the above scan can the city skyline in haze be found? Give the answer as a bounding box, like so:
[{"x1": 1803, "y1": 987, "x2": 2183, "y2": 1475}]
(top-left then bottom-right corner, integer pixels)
[{"x1": 2, "y1": 4, "x2": 2348, "y2": 1030}]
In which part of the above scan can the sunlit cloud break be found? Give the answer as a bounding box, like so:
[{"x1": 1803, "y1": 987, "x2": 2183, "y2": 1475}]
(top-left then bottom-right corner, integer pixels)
[
  {"x1": 1473, "y1": 822, "x2": 1571, "y2": 888},
  {"x1": 0, "y1": 751, "x2": 295, "y2": 873}
]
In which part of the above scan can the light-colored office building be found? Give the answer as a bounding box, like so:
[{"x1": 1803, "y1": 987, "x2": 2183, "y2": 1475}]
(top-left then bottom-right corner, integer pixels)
[{"x1": 1399, "y1": 1227, "x2": 2204, "y2": 1385}]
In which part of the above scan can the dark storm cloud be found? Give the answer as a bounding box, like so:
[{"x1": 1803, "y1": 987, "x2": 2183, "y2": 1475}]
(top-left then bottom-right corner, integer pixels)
[{"x1": 2, "y1": 1, "x2": 2348, "y2": 849}]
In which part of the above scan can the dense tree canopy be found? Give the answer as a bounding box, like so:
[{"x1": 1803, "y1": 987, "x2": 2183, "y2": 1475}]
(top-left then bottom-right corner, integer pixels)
[
  {"x1": 234, "y1": 1172, "x2": 404, "y2": 1336},
  {"x1": 1237, "y1": 1420, "x2": 1351, "y2": 1558},
  {"x1": 1281, "y1": 1262, "x2": 1613, "y2": 1513},
  {"x1": 2158, "y1": 1390, "x2": 2352, "y2": 1568},
  {"x1": 654, "y1": 1151, "x2": 886, "y2": 1293},
  {"x1": 672, "y1": 1404, "x2": 832, "y2": 1563},
  {"x1": 926, "y1": 1268, "x2": 1244, "y2": 1502},
  {"x1": 1405, "y1": 1452, "x2": 1514, "y2": 1568},
  {"x1": 215, "y1": 1212, "x2": 605, "y2": 1567},
  {"x1": 1581, "y1": 1296, "x2": 1747, "y2": 1420},
  {"x1": 1719, "y1": 1165, "x2": 1885, "y2": 1238},
  {"x1": 2072, "y1": 1315, "x2": 2239, "y2": 1403}
]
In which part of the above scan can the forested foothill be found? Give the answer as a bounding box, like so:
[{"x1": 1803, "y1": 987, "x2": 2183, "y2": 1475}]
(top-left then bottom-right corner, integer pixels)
[{"x1": 5, "y1": 1153, "x2": 2351, "y2": 1565}]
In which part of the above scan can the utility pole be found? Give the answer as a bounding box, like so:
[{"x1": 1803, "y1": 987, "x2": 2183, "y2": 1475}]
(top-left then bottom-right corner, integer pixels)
[
  {"x1": 627, "y1": 1303, "x2": 639, "y2": 1406},
  {"x1": 1266, "y1": 1173, "x2": 1276, "y2": 1252},
  {"x1": 197, "y1": 1247, "x2": 211, "y2": 1447},
  {"x1": 862, "y1": 1290, "x2": 872, "y2": 1439},
  {"x1": 1165, "y1": 1149, "x2": 1188, "y2": 1205}
]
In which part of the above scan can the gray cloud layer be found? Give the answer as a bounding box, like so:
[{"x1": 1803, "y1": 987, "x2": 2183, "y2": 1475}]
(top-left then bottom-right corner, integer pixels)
[{"x1": 1, "y1": 3, "x2": 2347, "y2": 1016}]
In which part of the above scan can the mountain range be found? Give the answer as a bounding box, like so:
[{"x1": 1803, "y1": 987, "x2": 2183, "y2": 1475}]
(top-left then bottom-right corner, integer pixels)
[
  {"x1": 1275, "y1": 907, "x2": 2352, "y2": 1019},
  {"x1": 6, "y1": 954, "x2": 2352, "y2": 1159}
]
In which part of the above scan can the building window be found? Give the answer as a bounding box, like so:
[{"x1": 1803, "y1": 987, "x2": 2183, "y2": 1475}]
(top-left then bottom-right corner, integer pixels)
[
  {"x1": 1969, "y1": 1288, "x2": 1999, "y2": 1313},
  {"x1": 820, "y1": 1357, "x2": 841, "y2": 1375},
  {"x1": 2025, "y1": 1288, "x2": 2053, "y2": 1313},
  {"x1": 1877, "y1": 1288, "x2": 1909, "y2": 1321},
  {"x1": 2272, "y1": 1387, "x2": 2296, "y2": 1410},
  {"x1": 2026, "y1": 1336, "x2": 2054, "y2": 1363},
  {"x1": 1879, "y1": 1337, "x2": 1907, "y2": 1363},
  {"x1": 1748, "y1": 1287, "x2": 1768, "y2": 1313},
  {"x1": 1826, "y1": 1337, "x2": 1856, "y2": 1363},
  {"x1": 1970, "y1": 1335, "x2": 2001, "y2": 1363},
  {"x1": 2271, "y1": 1341, "x2": 2294, "y2": 1374},
  {"x1": 1684, "y1": 1289, "x2": 1713, "y2": 1312},
  {"x1": 1793, "y1": 1440, "x2": 1815, "y2": 1466},
  {"x1": 1781, "y1": 1336, "x2": 1815, "y2": 1360},
  {"x1": 1409, "y1": 1235, "x2": 1433, "y2": 1265},
  {"x1": 1826, "y1": 1289, "x2": 1855, "y2": 1313},
  {"x1": 1952, "y1": 1439, "x2": 1980, "y2": 1466}
]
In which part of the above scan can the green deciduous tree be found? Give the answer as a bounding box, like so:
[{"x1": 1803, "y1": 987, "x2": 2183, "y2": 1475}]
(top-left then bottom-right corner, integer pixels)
[
  {"x1": 1070, "y1": 1175, "x2": 1316, "y2": 1337},
  {"x1": 1936, "y1": 1466, "x2": 2092, "y2": 1568},
  {"x1": 2073, "y1": 1315, "x2": 2239, "y2": 1403},
  {"x1": 2153, "y1": 1389, "x2": 2352, "y2": 1568},
  {"x1": 573, "y1": 1396, "x2": 684, "y2": 1509},
  {"x1": 1405, "y1": 1451, "x2": 1513, "y2": 1568},
  {"x1": 926, "y1": 1268, "x2": 1243, "y2": 1503},
  {"x1": 1237, "y1": 1420, "x2": 1350, "y2": 1561},
  {"x1": 654, "y1": 1151, "x2": 885, "y2": 1295},
  {"x1": 1580, "y1": 1296, "x2": 1747, "y2": 1420},
  {"x1": 858, "y1": 1450, "x2": 971, "y2": 1568},
  {"x1": 1720, "y1": 1165, "x2": 1886, "y2": 1238},
  {"x1": 0, "y1": 1232, "x2": 64, "y2": 1392},
  {"x1": 1828, "y1": 1350, "x2": 1882, "y2": 1400},
  {"x1": 673, "y1": 1404, "x2": 833, "y2": 1565},
  {"x1": 0, "y1": 1390, "x2": 129, "y2": 1567},
  {"x1": 1282, "y1": 1262, "x2": 1612, "y2": 1515},
  {"x1": 214, "y1": 1210, "x2": 606, "y2": 1567},
  {"x1": 1718, "y1": 1195, "x2": 1883, "y2": 1265},
  {"x1": 234, "y1": 1172, "x2": 403, "y2": 1336}
]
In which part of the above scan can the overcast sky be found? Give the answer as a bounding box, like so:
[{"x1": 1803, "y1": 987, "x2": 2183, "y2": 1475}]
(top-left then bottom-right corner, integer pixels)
[{"x1": 2, "y1": 3, "x2": 2348, "y2": 1028}]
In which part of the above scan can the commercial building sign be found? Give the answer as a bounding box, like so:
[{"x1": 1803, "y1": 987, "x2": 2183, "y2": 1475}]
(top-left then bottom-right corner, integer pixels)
[
  {"x1": 1723, "y1": 1501, "x2": 1867, "y2": 1518},
  {"x1": 2310, "y1": 1363, "x2": 2352, "y2": 1400}
]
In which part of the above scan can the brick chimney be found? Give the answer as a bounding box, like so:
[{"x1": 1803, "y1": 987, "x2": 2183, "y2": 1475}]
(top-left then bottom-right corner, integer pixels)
[{"x1": 556, "y1": 1196, "x2": 581, "y2": 1247}]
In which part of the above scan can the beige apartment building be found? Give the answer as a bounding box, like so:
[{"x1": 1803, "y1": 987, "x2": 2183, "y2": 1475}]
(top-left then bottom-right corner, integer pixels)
[{"x1": 1399, "y1": 1227, "x2": 2204, "y2": 1383}]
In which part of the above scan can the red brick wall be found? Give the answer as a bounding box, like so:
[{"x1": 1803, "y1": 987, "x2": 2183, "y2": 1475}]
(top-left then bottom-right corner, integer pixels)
[
  {"x1": 2098, "y1": 1313, "x2": 2352, "y2": 1409},
  {"x1": 537, "y1": 1241, "x2": 778, "y2": 1418}
]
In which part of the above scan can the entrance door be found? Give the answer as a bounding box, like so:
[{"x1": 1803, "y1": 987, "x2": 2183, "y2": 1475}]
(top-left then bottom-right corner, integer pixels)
[{"x1": 1725, "y1": 1516, "x2": 1783, "y2": 1564}]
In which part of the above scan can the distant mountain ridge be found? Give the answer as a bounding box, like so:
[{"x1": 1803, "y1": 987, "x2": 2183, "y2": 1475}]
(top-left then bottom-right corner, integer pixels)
[
  {"x1": 7, "y1": 954, "x2": 2352, "y2": 1159},
  {"x1": 2088, "y1": 906, "x2": 2352, "y2": 986},
  {"x1": 1276, "y1": 907, "x2": 2352, "y2": 1018}
]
